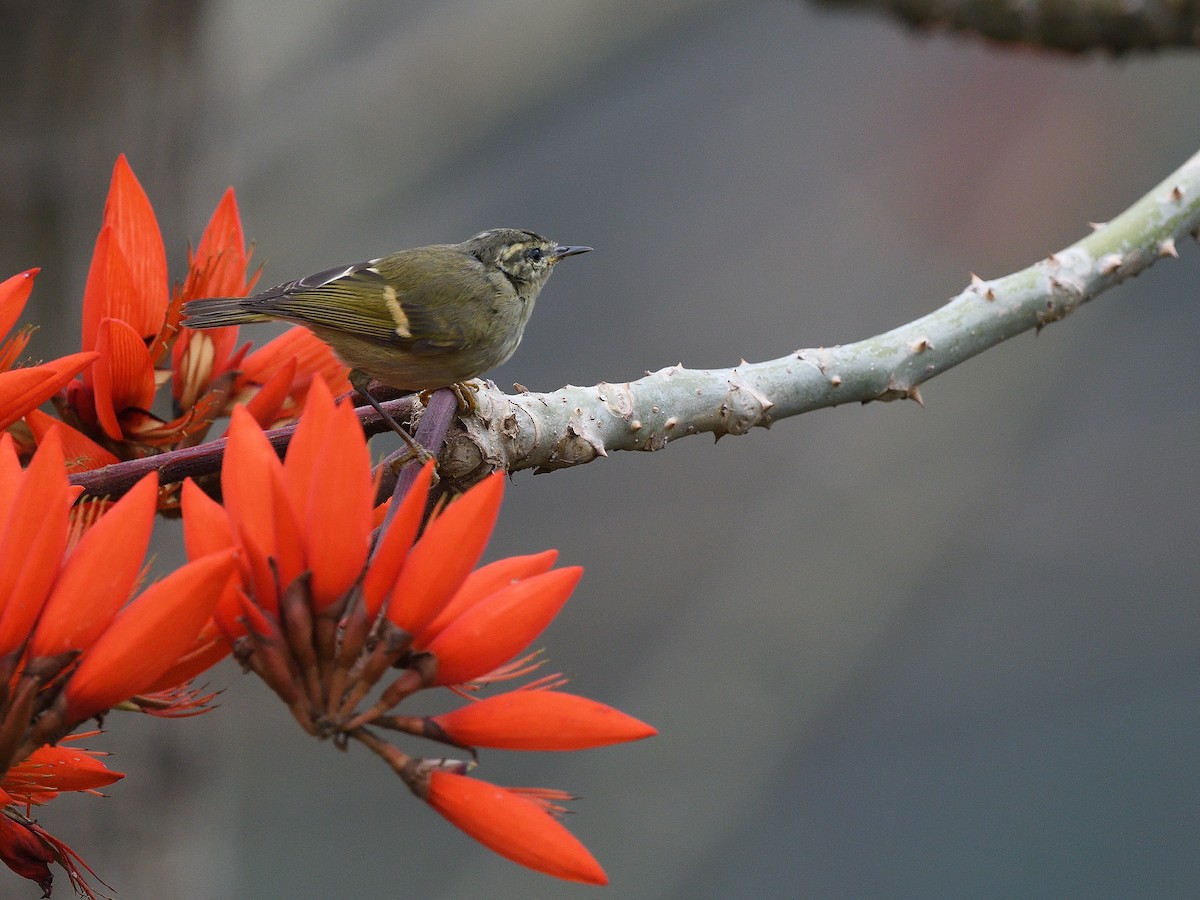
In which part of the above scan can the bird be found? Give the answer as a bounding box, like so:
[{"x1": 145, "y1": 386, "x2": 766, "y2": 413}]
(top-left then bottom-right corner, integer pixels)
[{"x1": 182, "y1": 228, "x2": 591, "y2": 397}]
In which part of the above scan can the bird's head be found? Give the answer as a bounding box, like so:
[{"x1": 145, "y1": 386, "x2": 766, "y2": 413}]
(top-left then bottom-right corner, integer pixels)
[{"x1": 465, "y1": 228, "x2": 592, "y2": 289}]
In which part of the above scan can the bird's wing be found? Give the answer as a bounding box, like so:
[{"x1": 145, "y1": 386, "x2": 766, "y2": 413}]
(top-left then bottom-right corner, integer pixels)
[
  {"x1": 242, "y1": 261, "x2": 409, "y2": 344},
  {"x1": 246, "y1": 250, "x2": 486, "y2": 354}
]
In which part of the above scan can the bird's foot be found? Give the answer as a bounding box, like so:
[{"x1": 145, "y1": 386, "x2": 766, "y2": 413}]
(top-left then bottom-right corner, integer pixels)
[{"x1": 418, "y1": 381, "x2": 480, "y2": 416}]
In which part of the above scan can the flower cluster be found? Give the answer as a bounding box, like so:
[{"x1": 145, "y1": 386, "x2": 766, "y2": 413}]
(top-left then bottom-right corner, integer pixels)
[
  {"x1": 6, "y1": 155, "x2": 349, "y2": 477},
  {"x1": 182, "y1": 378, "x2": 655, "y2": 884},
  {"x1": 0, "y1": 270, "x2": 95, "y2": 439},
  {"x1": 0, "y1": 429, "x2": 237, "y2": 897}
]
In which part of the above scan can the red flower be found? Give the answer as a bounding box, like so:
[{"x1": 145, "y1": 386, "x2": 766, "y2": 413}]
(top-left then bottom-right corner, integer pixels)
[
  {"x1": 418, "y1": 567, "x2": 582, "y2": 686},
  {"x1": 0, "y1": 430, "x2": 237, "y2": 740},
  {"x1": 23, "y1": 408, "x2": 118, "y2": 472},
  {"x1": 2, "y1": 736, "x2": 124, "y2": 806},
  {"x1": 0, "y1": 811, "x2": 57, "y2": 896},
  {"x1": 0, "y1": 807, "x2": 107, "y2": 900},
  {"x1": 0, "y1": 268, "x2": 38, "y2": 369},
  {"x1": 430, "y1": 689, "x2": 656, "y2": 751},
  {"x1": 80, "y1": 156, "x2": 168, "y2": 355},
  {"x1": 424, "y1": 771, "x2": 607, "y2": 885},
  {"x1": 47, "y1": 154, "x2": 349, "y2": 456},
  {"x1": 62, "y1": 549, "x2": 235, "y2": 723},
  {"x1": 0, "y1": 429, "x2": 239, "y2": 897},
  {"x1": 185, "y1": 379, "x2": 655, "y2": 883},
  {"x1": 231, "y1": 315, "x2": 353, "y2": 427},
  {"x1": 0, "y1": 268, "x2": 98, "y2": 433},
  {"x1": 171, "y1": 187, "x2": 256, "y2": 412}
]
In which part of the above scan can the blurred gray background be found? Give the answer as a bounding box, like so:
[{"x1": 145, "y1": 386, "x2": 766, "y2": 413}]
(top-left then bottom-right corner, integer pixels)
[{"x1": 2, "y1": 1, "x2": 1198, "y2": 898}]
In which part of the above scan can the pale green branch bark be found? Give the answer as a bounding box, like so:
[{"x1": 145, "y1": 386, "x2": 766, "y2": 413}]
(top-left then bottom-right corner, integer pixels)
[{"x1": 438, "y1": 146, "x2": 1200, "y2": 482}]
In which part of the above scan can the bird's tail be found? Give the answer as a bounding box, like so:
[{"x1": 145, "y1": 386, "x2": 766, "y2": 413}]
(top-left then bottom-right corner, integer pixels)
[{"x1": 181, "y1": 297, "x2": 268, "y2": 329}]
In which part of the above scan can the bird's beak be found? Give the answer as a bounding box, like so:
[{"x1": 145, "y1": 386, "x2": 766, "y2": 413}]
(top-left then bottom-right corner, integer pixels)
[{"x1": 550, "y1": 244, "x2": 593, "y2": 262}]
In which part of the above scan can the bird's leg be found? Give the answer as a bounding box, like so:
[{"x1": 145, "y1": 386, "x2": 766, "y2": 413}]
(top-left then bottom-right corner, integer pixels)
[{"x1": 349, "y1": 370, "x2": 434, "y2": 467}]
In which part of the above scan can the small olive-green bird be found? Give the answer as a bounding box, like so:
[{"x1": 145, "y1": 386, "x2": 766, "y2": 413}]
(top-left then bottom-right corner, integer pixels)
[{"x1": 182, "y1": 228, "x2": 591, "y2": 392}]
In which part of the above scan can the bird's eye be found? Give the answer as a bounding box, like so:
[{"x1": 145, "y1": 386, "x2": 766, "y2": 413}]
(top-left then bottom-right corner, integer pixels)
[{"x1": 524, "y1": 247, "x2": 544, "y2": 262}]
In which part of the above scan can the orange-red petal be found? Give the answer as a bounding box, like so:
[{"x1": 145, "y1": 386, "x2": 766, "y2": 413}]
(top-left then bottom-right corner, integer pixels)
[
  {"x1": 91, "y1": 317, "x2": 156, "y2": 441},
  {"x1": 180, "y1": 478, "x2": 235, "y2": 557},
  {"x1": 221, "y1": 406, "x2": 285, "y2": 608},
  {"x1": 432, "y1": 691, "x2": 656, "y2": 751},
  {"x1": 81, "y1": 224, "x2": 120, "y2": 358},
  {"x1": 185, "y1": 187, "x2": 252, "y2": 300},
  {"x1": 422, "y1": 567, "x2": 582, "y2": 686},
  {"x1": 0, "y1": 352, "x2": 98, "y2": 432},
  {"x1": 304, "y1": 399, "x2": 372, "y2": 608},
  {"x1": 171, "y1": 187, "x2": 252, "y2": 409},
  {"x1": 280, "y1": 376, "x2": 336, "y2": 508},
  {"x1": 237, "y1": 326, "x2": 351, "y2": 403},
  {"x1": 96, "y1": 155, "x2": 168, "y2": 341},
  {"x1": 64, "y1": 549, "x2": 237, "y2": 723},
  {"x1": 386, "y1": 473, "x2": 506, "y2": 636},
  {"x1": 267, "y1": 458, "x2": 307, "y2": 596},
  {"x1": 0, "y1": 268, "x2": 38, "y2": 340},
  {"x1": 0, "y1": 430, "x2": 70, "y2": 657},
  {"x1": 142, "y1": 633, "x2": 230, "y2": 693},
  {"x1": 24, "y1": 409, "x2": 119, "y2": 472},
  {"x1": 361, "y1": 461, "x2": 435, "y2": 618},
  {"x1": 0, "y1": 433, "x2": 20, "y2": 506},
  {"x1": 28, "y1": 472, "x2": 158, "y2": 658},
  {"x1": 6, "y1": 743, "x2": 124, "y2": 796},
  {"x1": 180, "y1": 479, "x2": 249, "y2": 637},
  {"x1": 419, "y1": 549, "x2": 559, "y2": 644},
  {"x1": 242, "y1": 355, "x2": 295, "y2": 428},
  {"x1": 425, "y1": 771, "x2": 607, "y2": 885}
]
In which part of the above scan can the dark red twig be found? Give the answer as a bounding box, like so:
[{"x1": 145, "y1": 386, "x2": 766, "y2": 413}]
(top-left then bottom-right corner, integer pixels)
[{"x1": 68, "y1": 394, "x2": 421, "y2": 501}]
